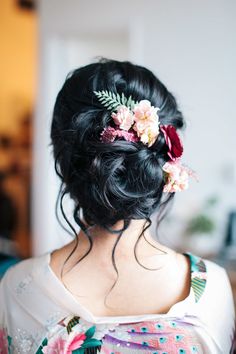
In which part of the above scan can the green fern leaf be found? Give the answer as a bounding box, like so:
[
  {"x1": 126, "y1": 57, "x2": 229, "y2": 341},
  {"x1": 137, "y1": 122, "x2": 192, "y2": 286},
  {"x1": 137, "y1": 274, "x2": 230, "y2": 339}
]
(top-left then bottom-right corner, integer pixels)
[
  {"x1": 94, "y1": 90, "x2": 121, "y2": 111},
  {"x1": 116, "y1": 93, "x2": 121, "y2": 105},
  {"x1": 121, "y1": 92, "x2": 127, "y2": 105},
  {"x1": 127, "y1": 95, "x2": 136, "y2": 109},
  {"x1": 107, "y1": 103, "x2": 117, "y2": 110},
  {"x1": 94, "y1": 90, "x2": 136, "y2": 111}
]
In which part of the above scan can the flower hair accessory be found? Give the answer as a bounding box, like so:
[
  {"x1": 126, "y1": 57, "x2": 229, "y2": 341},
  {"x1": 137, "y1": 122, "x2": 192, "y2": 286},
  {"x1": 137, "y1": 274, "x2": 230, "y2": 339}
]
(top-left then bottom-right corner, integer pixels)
[
  {"x1": 162, "y1": 161, "x2": 197, "y2": 193},
  {"x1": 94, "y1": 90, "x2": 160, "y2": 147},
  {"x1": 94, "y1": 90, "x2": 196, "y2": 192},
  {"x1": 160, "y1": 125, "x2": 183, "y2": 161}
]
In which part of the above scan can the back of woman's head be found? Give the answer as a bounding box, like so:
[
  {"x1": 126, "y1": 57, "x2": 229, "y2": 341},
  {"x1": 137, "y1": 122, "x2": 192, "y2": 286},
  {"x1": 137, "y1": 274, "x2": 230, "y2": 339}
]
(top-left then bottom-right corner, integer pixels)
[{"x1": 51, "y1": 59, "x2": 184, "y2": 231}]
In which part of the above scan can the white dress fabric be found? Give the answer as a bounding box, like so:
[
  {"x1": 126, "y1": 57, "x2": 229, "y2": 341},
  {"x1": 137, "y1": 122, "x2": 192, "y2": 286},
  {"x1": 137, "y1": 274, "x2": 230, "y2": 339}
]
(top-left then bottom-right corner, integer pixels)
[{"x1": 0, "y1": 252, "x2": 235, "y2": 354}]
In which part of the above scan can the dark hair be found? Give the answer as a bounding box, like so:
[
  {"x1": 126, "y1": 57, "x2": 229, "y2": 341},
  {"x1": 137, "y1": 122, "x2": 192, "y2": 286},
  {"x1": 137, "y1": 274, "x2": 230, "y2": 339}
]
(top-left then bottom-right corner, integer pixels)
[
  {"x1": 51, "y1": 59, "x2": 185, "y2": 302},
  {"x1": 51, "y1": 59, "x2": 184, "y2": 231}
]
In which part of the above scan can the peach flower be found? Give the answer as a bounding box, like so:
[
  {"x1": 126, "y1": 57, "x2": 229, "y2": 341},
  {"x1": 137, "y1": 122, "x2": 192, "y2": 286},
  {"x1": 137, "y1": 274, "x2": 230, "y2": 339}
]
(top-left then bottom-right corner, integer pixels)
[
  {"x1": 133, "y1": 100, "x2": 160, "y2": 146},
  {"x1": 111, "y1": 106, "x2": 134, "y2": 131},
  {"x1": 138, "y1": 123, "x2": 160, "y2": 147},
  {"x1": 133, "y1": 100, "x2": 160, "y2": 123},
  {"x1": 163, "y1": 161, "x2": 194, "y2": 193}
]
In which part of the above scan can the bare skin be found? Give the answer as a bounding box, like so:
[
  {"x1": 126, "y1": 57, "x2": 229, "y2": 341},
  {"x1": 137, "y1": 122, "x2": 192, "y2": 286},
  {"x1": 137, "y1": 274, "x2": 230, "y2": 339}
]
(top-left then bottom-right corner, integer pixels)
[{"x1": 50, "y1": 219, "x2": 191, "y2": 317}]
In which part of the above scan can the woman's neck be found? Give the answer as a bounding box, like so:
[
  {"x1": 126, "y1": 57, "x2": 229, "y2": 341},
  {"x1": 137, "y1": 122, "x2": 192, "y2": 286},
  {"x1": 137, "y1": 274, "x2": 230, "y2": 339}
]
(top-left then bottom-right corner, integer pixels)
[{"x1": 77, "y1": 219, "x2": 172, "y2": 262}]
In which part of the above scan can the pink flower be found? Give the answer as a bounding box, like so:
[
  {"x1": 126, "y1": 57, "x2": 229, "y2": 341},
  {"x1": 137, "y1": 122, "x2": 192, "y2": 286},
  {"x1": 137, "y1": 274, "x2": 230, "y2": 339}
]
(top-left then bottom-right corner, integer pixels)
[
  {"x1": 163, "y1": 160, "x2": 195, "y2": 193},
  {"x1": 160, "y1": 125, "x2": 183, "y2": 161},
  {"x1": 42, "y1": 337, "x2": 66, "y2": 354},
  {"x1": 100, "y1": 126, "x2": 117, "y2": 143},
  {"x1": 64, "y1": 332, "x2": 86, "y2": 354},
  {"x1": 111, "y1": 106, "x2": 134, "y2": 131},
  {"x1": 101, "y1": 126, "x2": 139, "y2": 143},
  {"x1": 115, "y1": 129, "x2": 139, "y2": 142},
  {"x1": 133, "y1": 100, "x2": 160, "y2": 123},
  {"x1": 0, "y1": 329, "x2": 8, "y2": 354}
]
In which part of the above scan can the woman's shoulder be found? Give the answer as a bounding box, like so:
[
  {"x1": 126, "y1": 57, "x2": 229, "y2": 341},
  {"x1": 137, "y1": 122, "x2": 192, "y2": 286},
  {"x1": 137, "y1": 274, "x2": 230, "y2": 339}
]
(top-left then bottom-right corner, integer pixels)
[{"x1": 0, "y1": 253, "x2": 48, "y2": 291}]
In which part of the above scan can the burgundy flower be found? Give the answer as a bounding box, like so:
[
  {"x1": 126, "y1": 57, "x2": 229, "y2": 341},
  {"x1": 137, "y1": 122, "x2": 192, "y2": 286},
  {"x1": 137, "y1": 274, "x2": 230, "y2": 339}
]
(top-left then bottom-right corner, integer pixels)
[{"x1": 160, "y1": 125, "x2": 183, "y2": 161}]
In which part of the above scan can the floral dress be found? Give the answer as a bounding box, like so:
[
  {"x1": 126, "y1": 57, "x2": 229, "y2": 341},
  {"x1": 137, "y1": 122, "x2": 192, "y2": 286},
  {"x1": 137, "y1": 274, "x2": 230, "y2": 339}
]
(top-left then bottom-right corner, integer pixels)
[{"x1": 0, "y1": 252, "x2": 235, "y2": 353}]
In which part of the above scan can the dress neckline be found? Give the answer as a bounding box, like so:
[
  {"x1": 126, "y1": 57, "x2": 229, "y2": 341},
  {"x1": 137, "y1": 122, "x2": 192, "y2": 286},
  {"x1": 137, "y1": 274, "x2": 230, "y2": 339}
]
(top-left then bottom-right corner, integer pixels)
[{"x1": 43, "y1": 251, "x2": 207, "y2": 324}]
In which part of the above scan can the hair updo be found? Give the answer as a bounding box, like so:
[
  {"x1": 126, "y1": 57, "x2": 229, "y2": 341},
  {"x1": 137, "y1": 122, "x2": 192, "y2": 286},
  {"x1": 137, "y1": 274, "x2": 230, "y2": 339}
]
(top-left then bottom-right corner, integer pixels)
[{"x1": 51, "y1": 59, "x2": 184, "y2": 234}]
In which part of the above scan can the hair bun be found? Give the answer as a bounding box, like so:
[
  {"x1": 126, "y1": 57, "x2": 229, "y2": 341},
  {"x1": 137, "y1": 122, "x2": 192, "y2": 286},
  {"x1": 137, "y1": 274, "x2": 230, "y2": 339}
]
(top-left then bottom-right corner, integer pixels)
[{"x1": 51, "y1": 59, "x2": 184, "y2": 229}]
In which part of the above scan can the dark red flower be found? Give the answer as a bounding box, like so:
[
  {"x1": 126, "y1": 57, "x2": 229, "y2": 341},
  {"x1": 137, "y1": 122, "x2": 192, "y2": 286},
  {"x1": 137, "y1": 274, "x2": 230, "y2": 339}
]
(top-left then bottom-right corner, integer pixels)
[{"x1": 160, "y1": 125, "x2": 183, "y2": 161}]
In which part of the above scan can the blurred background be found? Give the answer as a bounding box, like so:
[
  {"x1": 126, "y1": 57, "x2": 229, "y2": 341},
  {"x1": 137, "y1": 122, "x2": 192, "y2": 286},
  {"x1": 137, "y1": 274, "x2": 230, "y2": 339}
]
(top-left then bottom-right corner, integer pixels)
[{"x1": 0, "y1": 0, "x2": 235, "y2": 303}]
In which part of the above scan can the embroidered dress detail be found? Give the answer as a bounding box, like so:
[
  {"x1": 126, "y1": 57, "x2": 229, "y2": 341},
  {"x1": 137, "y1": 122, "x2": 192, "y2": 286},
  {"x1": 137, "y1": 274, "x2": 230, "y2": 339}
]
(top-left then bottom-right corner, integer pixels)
[
  {"x1": 37, "y1": 315, "x2": 113, "y2": 354},
  {"x1": 0, "y1": 252, "x2": 235, "y2": 353},
  {"x1": 184, "y1": 253, "x2": 207, "y2": 303},
  {"x1": 101, "y1": 318, "x2": 205, "y2": 353},
  {"x1": 36, "y1": 315, "x2": 206, "y2": 354}
]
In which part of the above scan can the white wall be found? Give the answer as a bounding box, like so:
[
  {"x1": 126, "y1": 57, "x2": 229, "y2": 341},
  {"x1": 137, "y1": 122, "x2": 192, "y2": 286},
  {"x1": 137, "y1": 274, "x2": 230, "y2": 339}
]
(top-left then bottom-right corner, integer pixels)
[
  {"x1": 142, "y1": 0, "x2": 236, "y2": 252},
  {"x1": 33, "y1": 0, "x2": 236, "y2": 255}
]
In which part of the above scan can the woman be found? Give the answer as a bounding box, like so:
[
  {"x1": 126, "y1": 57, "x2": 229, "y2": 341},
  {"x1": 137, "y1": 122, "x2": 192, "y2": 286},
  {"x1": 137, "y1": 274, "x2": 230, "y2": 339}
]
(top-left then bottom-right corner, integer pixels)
[{"x1": 0, "y1": 59, "x2": 235, "y2": 353}]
